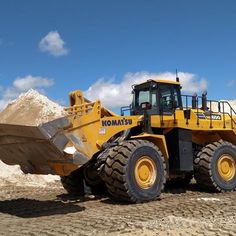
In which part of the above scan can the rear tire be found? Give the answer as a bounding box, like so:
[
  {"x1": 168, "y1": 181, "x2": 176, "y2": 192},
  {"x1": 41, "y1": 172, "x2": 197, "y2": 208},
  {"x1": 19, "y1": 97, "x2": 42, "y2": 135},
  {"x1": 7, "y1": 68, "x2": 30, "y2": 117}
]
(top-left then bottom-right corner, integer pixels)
[
  {"x1": 101, "y1": 140, "x2": 166, "y2": 203},
  {"x1": 194, "y1": 140, "x2": 236, "y2": 192}
]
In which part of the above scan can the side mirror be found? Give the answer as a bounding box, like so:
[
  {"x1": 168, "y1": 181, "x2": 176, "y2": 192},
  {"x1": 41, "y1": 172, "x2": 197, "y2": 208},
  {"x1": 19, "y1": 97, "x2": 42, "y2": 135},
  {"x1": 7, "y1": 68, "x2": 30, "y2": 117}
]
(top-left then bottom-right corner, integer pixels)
[{"x1": 140, "y1": 102, "x2": 152, "y2": 111}]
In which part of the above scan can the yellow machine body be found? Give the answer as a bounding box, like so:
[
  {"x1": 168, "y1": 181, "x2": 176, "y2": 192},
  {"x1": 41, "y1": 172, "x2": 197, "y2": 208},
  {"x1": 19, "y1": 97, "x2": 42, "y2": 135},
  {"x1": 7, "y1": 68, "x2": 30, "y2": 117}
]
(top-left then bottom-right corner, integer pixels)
[
  {"x1": 64, "y1": 86, "x2": 236, "y2": 157},
  {"x1": 0, "y1": 79, "x2": 235, "y2": 177}
]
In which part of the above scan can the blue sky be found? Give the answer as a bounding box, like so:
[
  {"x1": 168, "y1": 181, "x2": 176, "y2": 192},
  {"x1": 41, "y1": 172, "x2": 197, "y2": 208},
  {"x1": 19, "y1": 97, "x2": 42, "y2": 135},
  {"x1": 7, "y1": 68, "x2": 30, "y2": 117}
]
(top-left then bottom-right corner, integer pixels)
[{"x1": 0, "y1": 0, "x2": 236, "y2": 109}]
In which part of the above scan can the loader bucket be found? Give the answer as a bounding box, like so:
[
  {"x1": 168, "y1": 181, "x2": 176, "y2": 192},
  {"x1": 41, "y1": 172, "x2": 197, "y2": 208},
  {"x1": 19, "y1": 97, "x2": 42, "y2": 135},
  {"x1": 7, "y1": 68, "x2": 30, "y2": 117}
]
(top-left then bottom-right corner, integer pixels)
[{"x1": 0, "y1": 117, "x2": 87, "y2": 176}]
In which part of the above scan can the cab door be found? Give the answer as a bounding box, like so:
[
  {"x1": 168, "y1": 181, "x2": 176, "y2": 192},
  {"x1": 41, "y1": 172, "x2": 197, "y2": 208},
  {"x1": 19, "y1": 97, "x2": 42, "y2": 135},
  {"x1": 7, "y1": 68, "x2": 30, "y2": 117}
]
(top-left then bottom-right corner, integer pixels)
[{"x1": 158, "y1": 84, "x2": 182, "y2": 115}]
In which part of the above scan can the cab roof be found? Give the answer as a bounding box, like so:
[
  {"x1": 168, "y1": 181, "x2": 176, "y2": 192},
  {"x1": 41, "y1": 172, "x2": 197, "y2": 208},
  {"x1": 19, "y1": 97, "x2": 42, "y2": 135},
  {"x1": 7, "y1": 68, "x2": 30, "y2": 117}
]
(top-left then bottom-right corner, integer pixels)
[{"x1": 135, "y1": 79, "x2": 181, "y2": 87}]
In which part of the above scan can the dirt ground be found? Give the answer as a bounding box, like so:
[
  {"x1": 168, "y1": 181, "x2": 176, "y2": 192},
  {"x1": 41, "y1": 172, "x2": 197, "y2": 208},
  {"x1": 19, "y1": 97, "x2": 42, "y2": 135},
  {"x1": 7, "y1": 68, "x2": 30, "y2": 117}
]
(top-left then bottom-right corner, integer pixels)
[{"x1": 0, "y1": 183, "x2": 236, "y2": 236}]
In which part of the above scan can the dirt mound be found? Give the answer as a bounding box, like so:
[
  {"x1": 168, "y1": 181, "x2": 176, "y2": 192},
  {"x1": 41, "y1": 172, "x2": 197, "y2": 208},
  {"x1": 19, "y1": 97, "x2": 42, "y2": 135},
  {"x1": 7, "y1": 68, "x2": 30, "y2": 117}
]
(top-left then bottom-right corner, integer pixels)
[
  {"x1": 0, "y1": 89, "x2": 66, "y2": 125},
  {"x1": 0, "y1": 162, "x2": 60, "y2": 187},
  {"x1": 0, "y1": 89, "x2": 66, "y2": 186}
]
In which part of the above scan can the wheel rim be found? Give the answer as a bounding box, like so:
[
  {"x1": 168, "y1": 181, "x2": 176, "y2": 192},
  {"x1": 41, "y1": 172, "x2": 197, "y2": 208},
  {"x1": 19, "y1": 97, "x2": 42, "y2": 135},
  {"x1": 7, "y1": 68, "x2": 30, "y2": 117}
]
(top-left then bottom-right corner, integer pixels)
[
  {"x1": 134, "y1": 156, "x2": 157, "y2": 189},
  {"x1": 217, "y1": 154, "x2": 236, "y2": 181}
]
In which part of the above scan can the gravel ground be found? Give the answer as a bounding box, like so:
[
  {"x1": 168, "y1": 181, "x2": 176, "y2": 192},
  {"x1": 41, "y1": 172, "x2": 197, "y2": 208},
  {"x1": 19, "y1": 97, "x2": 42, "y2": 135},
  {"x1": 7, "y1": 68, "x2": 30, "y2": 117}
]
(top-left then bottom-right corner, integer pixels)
[{"x1": 0, "y1": 183, "x2": 236, "y2": 236}]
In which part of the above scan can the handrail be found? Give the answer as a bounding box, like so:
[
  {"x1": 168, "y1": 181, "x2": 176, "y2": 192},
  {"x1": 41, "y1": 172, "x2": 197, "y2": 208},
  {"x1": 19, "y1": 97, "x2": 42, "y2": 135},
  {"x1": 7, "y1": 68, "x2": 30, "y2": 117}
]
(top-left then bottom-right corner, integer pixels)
[
  {"x1": 197, "y1": 97, "x2": 199, "y2": 125},
  {"x1": 120, "y1": 105, "x2": 132, "y2": 116},
  {"x1": 219, "y1": 101, "x2": 236, "y2": 128},
  {"x1": 121, "y1": 95, "x2": 236, "y2": 129},
  {"x1": 209, "y1": 100, "x2": 212, "y2": 128},
  {"x1": 181, "y1": 95, "x2": 236, "y2": 129}
]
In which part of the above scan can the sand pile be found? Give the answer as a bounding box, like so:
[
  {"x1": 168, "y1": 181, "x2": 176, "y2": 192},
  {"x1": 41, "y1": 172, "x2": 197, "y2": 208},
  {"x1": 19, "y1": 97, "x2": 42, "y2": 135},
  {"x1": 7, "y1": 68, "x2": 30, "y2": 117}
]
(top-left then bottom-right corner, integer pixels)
[
  {"x1": 0, "y1": 162, "x2": 60, "y2": 187},
  {"x1": 0, "y1": 89, "x2": 67, "y2": 187},
  {"x1": 0, "y1": 89, "x2": 66, "y2": 125}
]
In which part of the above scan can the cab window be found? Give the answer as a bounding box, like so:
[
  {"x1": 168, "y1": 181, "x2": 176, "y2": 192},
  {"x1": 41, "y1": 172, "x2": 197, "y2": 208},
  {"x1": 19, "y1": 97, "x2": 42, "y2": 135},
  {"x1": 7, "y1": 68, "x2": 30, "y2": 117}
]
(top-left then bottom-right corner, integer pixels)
[
  {"x1": 159, "y1": 84, "x2": 182, "y2": 112},
  {"x1": 135, "y1": 85, "x2": 157, "y2": 108},
  {"x1": 159, "y1": 85, "x2": 172, "y2": 110},
  {"x1": 137, "y1": 90, "x2": 150, "y2": 106}
]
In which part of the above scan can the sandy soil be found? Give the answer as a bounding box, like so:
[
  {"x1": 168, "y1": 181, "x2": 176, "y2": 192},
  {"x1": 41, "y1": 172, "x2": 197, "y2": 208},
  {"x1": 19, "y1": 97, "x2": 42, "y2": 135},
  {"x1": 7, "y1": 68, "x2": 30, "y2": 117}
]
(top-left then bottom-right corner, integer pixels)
[
  {"x1": 0, "y1": 89, "x2": 66, "y2": 125},
  {"x1": 0, "y1": 183, "x2": 235, "y2": 236},
  {"x1": 0, "y1": 89, "x2": 64, "y2": 186}
]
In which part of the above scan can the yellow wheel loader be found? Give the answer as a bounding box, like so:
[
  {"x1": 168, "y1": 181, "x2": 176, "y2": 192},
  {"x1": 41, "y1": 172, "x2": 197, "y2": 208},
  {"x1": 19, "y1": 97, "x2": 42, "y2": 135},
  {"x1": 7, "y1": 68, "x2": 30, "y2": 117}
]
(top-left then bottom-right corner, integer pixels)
[{"x1": 0, "y1": 78, "x2": 236, "y2": 202}]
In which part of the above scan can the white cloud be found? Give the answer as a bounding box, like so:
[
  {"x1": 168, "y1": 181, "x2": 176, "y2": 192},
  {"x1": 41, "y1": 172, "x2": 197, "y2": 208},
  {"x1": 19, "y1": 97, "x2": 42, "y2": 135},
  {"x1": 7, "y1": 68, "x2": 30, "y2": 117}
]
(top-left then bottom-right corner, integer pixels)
[
  {"x1": 84, "y1": 71, "x2": 207, "y2": 109},
  {"x1": 13, "y1": 75, "x2": 53, "y2": 91},
  {"x1": 0, "y1": 75, "x2": 54, "y2": 110},
  {"x1": 39, "y1": 31, "x2": 68, "y2": 56}
]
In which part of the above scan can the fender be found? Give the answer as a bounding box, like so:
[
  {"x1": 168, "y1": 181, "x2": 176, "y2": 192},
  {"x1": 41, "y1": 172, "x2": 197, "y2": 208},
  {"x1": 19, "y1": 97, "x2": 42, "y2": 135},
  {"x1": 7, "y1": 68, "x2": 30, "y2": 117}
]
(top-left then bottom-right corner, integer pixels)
[{"x1": 130, "y1": 133, "x2": 169, "y2": 160}]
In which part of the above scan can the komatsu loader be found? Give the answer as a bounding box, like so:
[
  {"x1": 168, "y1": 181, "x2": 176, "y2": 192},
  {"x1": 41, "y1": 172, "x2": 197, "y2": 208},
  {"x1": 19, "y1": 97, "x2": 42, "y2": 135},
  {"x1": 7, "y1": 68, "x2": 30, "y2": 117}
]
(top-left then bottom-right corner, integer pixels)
[{"x1": 0, "y1": 78, "x2": 236, "y2": 202}]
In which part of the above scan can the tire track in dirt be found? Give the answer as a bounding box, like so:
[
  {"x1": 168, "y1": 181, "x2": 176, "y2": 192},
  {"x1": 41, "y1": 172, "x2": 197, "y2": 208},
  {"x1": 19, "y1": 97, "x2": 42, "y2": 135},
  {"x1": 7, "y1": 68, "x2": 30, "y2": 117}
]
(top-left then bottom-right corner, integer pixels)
[{"x1": 0, "y1": 184, "x2": 236, "y2": 236}]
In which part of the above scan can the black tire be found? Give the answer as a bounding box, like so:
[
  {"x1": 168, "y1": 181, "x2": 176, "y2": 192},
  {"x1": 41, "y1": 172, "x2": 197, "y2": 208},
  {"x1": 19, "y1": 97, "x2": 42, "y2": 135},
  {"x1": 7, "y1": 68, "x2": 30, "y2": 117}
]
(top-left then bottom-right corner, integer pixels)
[
  {"x1": 83, "y1": 161, "x2": 107, "y2": 195},
  {"x1": 60, "y1": 167, "x2": 85, "y2": 196},
  {"x1": 101, "y1": 140, "x2": 166, "y2": 203},
  {"x1": 194, "y1": 140, "x2": 236, "y2": 192}
]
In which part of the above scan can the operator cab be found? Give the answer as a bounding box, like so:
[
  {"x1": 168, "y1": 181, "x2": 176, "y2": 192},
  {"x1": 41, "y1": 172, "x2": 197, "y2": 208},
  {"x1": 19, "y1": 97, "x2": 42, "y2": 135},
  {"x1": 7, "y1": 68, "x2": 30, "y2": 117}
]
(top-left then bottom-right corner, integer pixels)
[{"x1": 131, "y1": 80, "x2": 182, "y2": 115}]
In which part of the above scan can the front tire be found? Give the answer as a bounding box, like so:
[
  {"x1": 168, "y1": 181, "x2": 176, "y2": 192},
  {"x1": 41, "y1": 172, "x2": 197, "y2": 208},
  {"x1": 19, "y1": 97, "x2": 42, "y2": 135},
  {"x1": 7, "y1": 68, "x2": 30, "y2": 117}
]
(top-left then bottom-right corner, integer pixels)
[
  {"x1": 60, "y1": 167, "x2": 85, "y2": 196},
  {"x1": 101, "y1": 140, "x2": 166, "y2": 203},
  {"x1": 194, "y1": 140, "x2": 236, "y2": 192},
  {"x1": 83, "y1": 161, "x2": 106, "y2": 194},
  {"x1": 61, "y1": 163, "x2": 107, "y2": 196}
]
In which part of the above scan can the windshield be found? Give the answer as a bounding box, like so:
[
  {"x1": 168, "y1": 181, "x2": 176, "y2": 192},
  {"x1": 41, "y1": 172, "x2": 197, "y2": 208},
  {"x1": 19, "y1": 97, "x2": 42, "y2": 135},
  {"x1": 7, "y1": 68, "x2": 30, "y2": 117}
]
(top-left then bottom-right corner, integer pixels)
[
  {"x1": 134, "y1": 86, "x2": 157, "y2": 108},
  {"x1": 131, "y1": 82, "x2": 182, "y2": 115},
  {"x1": 159, "y1": 84, "x2": 182, "y2": 110}
]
